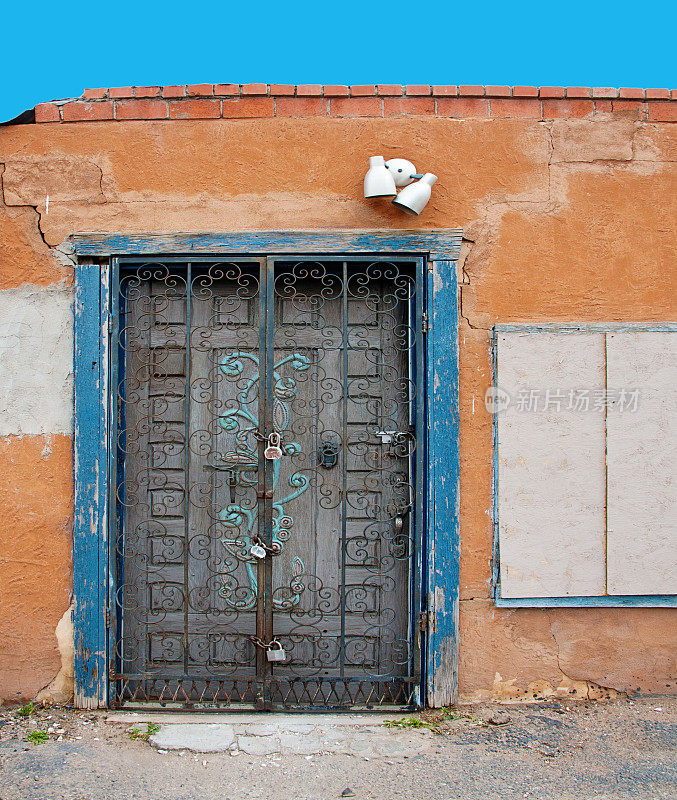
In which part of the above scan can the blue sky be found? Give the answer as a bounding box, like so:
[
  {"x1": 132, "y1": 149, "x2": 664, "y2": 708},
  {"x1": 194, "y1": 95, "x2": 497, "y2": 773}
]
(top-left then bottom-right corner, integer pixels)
[{"x1": 2, "y1": 0, "x2": 675, "y2": 122}]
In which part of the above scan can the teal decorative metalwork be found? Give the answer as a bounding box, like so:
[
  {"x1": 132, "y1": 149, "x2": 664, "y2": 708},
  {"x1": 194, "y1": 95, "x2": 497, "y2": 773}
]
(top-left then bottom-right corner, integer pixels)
[{"x1": 218, "y1": 351, "x2": 311, "y2": 610}]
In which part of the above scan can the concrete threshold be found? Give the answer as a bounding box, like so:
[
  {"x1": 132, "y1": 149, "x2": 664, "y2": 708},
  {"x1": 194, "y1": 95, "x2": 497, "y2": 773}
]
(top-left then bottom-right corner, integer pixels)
[
  {"x1": 106, "y1": 711, "x2": 428, "y2": 756},
  {"x1": 107, "y1": 712, "x2": 406, "y2": 726}
]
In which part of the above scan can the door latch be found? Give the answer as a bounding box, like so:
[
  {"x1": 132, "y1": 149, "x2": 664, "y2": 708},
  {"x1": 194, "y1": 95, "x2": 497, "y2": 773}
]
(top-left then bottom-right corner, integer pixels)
[{"x1": 228, "y1": 468, "x2": 238, "y2": 504}]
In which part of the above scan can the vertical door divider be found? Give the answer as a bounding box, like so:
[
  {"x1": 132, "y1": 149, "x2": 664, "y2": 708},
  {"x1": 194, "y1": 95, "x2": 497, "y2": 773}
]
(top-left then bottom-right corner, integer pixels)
[
  {"x1": 263, "y1": 256, "x2": 277, "y2": 707},
  {"x1": 340, "y1": 261, "x2": 349, "y2": 679},
  {"x1": 183, "y1": 262, "x2": 192, "y2": 677},
  {"x1": 255, "y1": 258, "x2": 269, "y2": 707}
]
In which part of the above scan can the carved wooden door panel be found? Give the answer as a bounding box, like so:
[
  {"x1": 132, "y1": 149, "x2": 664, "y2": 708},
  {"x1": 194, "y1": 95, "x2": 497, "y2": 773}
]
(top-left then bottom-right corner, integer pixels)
[{"x1": 112, "y1": 257, "x2": 424, "y2": 709}]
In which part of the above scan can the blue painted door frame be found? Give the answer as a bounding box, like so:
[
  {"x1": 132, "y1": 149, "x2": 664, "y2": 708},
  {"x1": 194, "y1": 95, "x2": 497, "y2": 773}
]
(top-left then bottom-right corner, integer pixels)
[
  {"x1": 72, "y1": 231, "x2": 462, "y2": 708},
  {"x1": 73, "y1": 259, "x2": 111, "y2": 708}
]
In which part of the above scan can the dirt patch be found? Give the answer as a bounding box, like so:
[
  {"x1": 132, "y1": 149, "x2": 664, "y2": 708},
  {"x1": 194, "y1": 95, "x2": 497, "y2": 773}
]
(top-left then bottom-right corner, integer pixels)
[{"x1": 0, "y1": 698, "x2": 675, "y2": 799}]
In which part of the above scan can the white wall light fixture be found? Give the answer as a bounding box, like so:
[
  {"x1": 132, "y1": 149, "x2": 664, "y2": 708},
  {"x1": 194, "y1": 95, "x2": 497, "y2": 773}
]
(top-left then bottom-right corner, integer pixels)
[
  {"x1": 363, "y1": 155, "x2": 438, "y2": 215},
  {"x1": 364, "y1": 156, "x2": 396, "y2": 197}
]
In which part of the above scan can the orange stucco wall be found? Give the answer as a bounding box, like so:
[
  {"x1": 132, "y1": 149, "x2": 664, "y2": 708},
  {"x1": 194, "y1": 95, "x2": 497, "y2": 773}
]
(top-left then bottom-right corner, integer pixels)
[
  {"x1": 0, "y1": 110, "x2": 674, "y2": 702},
  {"x1": 0, "y1": 435, "x2": 72, "y2": 700}
]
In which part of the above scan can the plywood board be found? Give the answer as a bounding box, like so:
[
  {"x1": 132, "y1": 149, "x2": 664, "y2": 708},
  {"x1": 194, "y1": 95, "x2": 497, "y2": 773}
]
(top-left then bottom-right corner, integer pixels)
[
  {"x1": 497, "y1": 331, "x2": 606, "y2": 597},
  {"x1": 606, "y1": 331, "x2": 677, "y2": 595}
]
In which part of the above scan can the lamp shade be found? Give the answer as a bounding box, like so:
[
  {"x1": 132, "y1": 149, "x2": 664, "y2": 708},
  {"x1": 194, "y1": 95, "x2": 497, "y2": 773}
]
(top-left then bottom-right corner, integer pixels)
[
  {"x1": 385, "y1": 158, "x2": 417, "y2": 188},
  {"x1": 364, "y1": 155, "x2": 397, "y2": 198},
  {"x1": 391, "y1": 172, "x2": 438, "y2": 215}
]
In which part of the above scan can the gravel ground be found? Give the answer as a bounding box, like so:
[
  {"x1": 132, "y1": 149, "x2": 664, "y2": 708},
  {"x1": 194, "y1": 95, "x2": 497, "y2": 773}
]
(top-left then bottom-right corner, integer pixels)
[{"x1": 0, "y1": 697, "x2": 675, "y2": 800}]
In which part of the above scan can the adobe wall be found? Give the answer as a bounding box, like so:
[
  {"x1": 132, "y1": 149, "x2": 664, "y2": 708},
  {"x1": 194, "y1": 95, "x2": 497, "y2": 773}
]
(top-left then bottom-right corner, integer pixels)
[{"x1": 0, "y1": 84, "x2": 674, "y2": 703}]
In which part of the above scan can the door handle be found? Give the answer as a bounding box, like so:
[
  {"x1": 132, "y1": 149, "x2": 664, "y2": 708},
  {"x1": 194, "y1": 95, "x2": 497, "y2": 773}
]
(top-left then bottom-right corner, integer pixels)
[{"x1": 318, "y1": 438, "x2": 340, "y2": 468}]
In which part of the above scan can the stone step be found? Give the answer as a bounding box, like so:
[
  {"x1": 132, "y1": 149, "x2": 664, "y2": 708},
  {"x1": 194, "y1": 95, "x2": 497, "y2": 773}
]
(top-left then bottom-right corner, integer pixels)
[{"x1": 106, "y1": 712, "x2": 433, "y2": 756}]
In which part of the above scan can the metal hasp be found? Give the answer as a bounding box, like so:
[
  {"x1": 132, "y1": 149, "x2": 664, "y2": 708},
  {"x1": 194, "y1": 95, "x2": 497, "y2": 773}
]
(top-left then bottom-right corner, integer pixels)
[{"x1": 107, "y1": 255, "x2": 428, "y2": 710}]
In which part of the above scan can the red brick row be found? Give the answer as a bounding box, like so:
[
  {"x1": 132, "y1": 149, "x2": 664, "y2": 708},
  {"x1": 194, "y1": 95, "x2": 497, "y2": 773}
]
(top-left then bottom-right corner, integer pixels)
[
  {"x1": 34, "y1": 94, "x2": 677, "y2": 124},
  {"x1": 72, "y1": 84, "x2": 674, "y2": 100}
]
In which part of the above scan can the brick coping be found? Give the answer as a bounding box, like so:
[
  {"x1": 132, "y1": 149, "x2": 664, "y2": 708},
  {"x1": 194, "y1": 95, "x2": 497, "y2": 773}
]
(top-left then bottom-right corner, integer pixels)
[{"x1": 34, "y1": 84, "x2": 677, "y2": 123}]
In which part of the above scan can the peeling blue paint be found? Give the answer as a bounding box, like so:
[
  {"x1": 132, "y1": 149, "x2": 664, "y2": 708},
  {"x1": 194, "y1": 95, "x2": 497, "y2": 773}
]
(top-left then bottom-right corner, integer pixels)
[
  {"x1": 425, "y1": 259, "x2": 460, "y2": 707},
  {"x1": 73, "y1": 261, "x2": 108, "y2": 707},
  {"x1": 69, "y1": 231, "x2": 463, "y2": 261},
  {"x1": 496, "y1": 595, "x2": 677, "y2": 607}
]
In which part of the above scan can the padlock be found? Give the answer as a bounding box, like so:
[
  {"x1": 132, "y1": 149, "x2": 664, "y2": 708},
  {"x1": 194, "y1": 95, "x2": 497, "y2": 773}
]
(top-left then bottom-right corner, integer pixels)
[
  {"x1": 266, "y1": 640, "x2": 286, "y2": 662},
  {"x1": 250, "y1": 543, "x2": 267, "y2": 559},
  {"x1": 264, "y1": 431, "x2": 283, "y2": 460}
]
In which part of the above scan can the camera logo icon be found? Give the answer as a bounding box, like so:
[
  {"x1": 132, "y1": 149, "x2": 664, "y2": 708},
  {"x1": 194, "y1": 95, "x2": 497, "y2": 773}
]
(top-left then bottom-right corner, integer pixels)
[{"x1": 484, "y1": 386, "x2": 511, "y2": 414}]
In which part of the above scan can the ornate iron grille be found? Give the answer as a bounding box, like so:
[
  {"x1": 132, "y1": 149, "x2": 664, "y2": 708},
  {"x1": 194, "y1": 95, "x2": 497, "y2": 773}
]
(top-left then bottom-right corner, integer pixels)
[{"x1": 110, "y1": 256, "x2": 426, "y2": 710}]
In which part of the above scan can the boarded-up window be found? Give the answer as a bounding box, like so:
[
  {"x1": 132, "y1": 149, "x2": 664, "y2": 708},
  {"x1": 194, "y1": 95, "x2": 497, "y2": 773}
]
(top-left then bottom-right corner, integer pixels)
[
  {"x1": 495, "y1": 328, "x2": 677, "y2": 600},
  {"x1": 606, "y1": 332, "x2": 677, "y2": 595}
]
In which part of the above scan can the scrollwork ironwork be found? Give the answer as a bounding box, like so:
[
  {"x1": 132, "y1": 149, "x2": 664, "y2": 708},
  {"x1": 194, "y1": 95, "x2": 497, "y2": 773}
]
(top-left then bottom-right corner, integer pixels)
[{"x1": 113, "y1": 257, "x2": 422, "y2": 709}]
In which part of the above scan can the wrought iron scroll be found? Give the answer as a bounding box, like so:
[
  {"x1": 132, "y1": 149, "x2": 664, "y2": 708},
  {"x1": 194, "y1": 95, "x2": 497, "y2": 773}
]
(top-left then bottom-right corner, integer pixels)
[
  {"x1": 112, "y1": 257, "x2": 423, "y2": 709},
  {"x1": 267, "y1": 260, "x2": 419, "y2": 697}
]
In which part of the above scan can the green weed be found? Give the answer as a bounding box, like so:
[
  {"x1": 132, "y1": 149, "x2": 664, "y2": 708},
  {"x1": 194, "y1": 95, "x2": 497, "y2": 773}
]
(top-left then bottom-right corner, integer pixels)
[
  {"x1": 17, "y1": 702, "x2": 35, "y2": 718},
  {"x1": 27, "y1": 730, "x2": 49, "y2": 744},
  {"x1": 440, "y1": 707, "x2": 475, "y2": 723},
  {"x1": 128, "y1": 722, "x2": 160, "y2": 742},
  {"x1": 385, "y1": 708, "x2": 476, "y2": 733},
  {"x1": 384, "y1": 717, "x2": 438, "y2": 732}
]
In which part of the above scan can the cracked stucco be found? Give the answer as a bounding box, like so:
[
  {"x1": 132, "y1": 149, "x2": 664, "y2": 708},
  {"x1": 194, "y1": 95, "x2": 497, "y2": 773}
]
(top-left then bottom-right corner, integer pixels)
[{"x1": 459, "y1": 117, "x2": 676, "y2": 332}]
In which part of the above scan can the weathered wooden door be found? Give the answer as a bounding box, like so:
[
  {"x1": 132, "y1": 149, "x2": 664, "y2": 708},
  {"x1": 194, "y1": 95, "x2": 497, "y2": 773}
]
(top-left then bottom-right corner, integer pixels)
[{"x1": 112, "y1": 256, "x2": 425, "y2": 709}]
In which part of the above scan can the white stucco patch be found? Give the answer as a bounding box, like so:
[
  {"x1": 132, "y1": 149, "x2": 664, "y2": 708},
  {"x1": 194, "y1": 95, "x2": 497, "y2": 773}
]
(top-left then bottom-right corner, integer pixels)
[
  {"x1": 36, "y1": 604, "x2": 74, "y2": 705},
  {"x1": 0, "y1": 286, "x2": 74, "y2": 436}
]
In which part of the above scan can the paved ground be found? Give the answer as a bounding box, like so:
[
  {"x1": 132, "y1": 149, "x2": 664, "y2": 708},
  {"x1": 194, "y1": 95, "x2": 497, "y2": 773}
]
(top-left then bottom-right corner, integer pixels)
[{"x1": 0, "y1": 697, "x2": 675, "y2": 799}]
